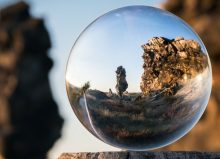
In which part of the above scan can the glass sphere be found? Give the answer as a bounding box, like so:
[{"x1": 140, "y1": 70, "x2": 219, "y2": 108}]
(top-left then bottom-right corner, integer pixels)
[{"x1": 66, "y1": 6, "x2": 212, "y2": 150}]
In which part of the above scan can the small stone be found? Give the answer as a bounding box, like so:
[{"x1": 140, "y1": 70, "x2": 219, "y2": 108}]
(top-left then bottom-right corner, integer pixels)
[{"x1": 178, "y1": 51, "x2": 188, "y2": 59}]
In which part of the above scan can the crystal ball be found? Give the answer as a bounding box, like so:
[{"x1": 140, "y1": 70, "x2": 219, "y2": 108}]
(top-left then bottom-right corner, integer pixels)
[{"x1": 66, "y1": 6, "x2": 212, "y2": 150}]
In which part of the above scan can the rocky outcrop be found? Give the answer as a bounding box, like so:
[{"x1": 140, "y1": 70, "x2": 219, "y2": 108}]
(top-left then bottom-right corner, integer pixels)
[
  {"x1": 140, "y1": 37, "x2": 207, "y2": 96},
  {"x1": 0, "y1": 2, "x2": 63, "y2": 159},
  {"x1": 59, "y1": 151, "x2": 220, "y2": 159},
  {"x1": 115, "y1": 66, "x2": 128, "y2": 98}
]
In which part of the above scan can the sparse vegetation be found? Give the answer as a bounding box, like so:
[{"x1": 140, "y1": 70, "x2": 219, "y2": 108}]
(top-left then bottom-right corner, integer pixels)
[{"x1": 80, "y1": 81, "x2": 90, "y2": 94}]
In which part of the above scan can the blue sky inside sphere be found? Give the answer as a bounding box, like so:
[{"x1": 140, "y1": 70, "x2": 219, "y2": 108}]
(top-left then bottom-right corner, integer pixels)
[{"x1": 66, "y1": 6, "x2": 206, "y2": 93}]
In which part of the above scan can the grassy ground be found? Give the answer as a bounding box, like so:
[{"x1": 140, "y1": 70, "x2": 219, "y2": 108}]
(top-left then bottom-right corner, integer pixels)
[{"x1": 66, "y1": 69, "x2": 210, "y2": 149}]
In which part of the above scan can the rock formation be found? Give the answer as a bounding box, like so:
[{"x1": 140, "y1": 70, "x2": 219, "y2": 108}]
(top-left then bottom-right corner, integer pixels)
[
  {"x1": 160, "y1": 0, "x2": 220, "y2": 151},
  {"x1": 140, "y1": 37, "x2": 207, "y2": 96},
  {"x1": 0, "y1": 2, "x2": 63, "y2": 159},
  {"x1": 115, "y1": 66, "x2": 128, "y2": 98}
]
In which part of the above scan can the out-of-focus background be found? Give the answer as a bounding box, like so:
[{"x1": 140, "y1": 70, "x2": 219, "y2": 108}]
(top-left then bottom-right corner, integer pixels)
[{"x1": 0, "y1": 0, "x2": 220, "y2": 159}]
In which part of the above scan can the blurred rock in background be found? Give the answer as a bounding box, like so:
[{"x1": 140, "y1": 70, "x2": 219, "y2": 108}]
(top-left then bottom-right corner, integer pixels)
[
  {"x1": 159, "y1": 0, "x2": 220, "y2": 151},
  {"x1": 0, "y1": 2, "x2": 63, "y2": 159}
]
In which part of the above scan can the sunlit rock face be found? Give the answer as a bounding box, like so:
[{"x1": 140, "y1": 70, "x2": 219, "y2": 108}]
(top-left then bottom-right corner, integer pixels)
[
  {"x1": 0, "y1": 2, "x2": 63, "y2": 159},
  {"x1": 66, "y1": 6, "x2": 211, "y2": 150},
  {"x1": 140, "y1": 37, "x2": 207, "y2": 96}
]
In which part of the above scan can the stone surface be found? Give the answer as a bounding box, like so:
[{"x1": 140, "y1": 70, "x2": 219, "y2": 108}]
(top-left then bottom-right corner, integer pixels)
[
  {"x1": 140, "y1": 37, "x2": 207, "y2": 96},
  {"x1": 0, "y1": 2, "x2": 63, "y2": 159},
  {"x1": 59, "y1": 152, "x2": 220, "y2": 159}
]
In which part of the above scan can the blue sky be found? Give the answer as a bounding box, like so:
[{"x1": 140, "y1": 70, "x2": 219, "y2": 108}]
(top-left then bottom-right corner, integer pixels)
[{"x1": 0, "y1": 0, "x2": 169, "y2": 158}]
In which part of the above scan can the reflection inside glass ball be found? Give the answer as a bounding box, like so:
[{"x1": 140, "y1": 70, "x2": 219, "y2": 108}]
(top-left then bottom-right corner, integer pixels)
[{"x1": 66, "y1": 6, "x2": 212, "y2": 150}]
